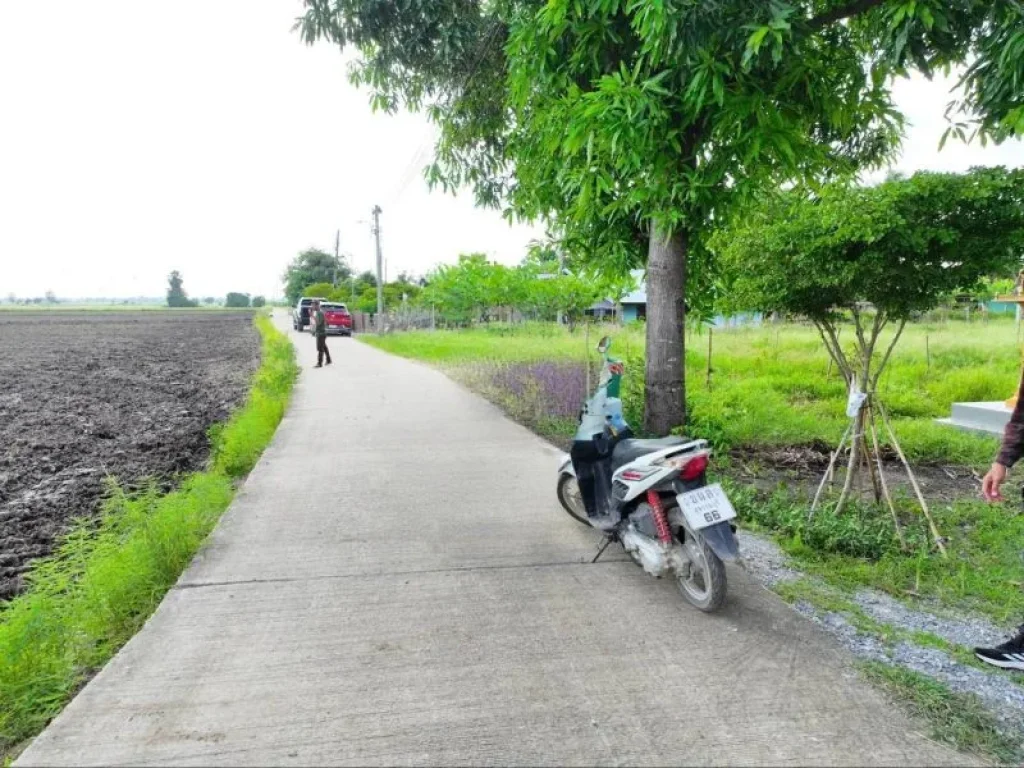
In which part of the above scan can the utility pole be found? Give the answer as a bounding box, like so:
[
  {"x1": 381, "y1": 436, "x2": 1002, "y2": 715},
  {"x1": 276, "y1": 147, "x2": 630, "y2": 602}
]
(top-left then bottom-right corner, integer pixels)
[
  {"x1": 333, "y1": 229, "x2": 341, "y2": 288},
  {"x1": 372, "y1": 205, "x2": 384, "y2": 333}
]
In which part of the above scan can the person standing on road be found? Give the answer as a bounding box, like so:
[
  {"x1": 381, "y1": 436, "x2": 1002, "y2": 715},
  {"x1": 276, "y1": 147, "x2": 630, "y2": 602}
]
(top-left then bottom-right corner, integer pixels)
[
  {"x1": 310, "y1": 299, "x2": 332, "y2": 368},
  {"x1": 974, "y1": 374, "x2": 1024, "y2": 670}
]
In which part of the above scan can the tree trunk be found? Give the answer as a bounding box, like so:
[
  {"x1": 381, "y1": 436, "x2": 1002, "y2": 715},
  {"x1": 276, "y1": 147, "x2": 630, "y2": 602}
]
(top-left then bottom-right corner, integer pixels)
[{"x1": 644, "y1": 227, "x2": 687, "y2": 434}]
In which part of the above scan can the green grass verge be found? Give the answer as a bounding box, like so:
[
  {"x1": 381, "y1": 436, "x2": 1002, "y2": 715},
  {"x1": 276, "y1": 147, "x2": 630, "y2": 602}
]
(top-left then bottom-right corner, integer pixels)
[
  {"x1": 363, "y1": 319, "x2": 1007, "y2": 465},
  {"x1": 861, "y1": 662, "x2": 1023, "y2": 764},
  {"x1": 0, "y1": 314, "x2": 298, "y2": 755}
]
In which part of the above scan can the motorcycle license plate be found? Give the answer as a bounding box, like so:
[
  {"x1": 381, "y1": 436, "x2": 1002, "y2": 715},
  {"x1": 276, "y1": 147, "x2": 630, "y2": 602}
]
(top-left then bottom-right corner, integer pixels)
[{"x1": 677, "y1": 483, "x2": 736, "y2": 530}]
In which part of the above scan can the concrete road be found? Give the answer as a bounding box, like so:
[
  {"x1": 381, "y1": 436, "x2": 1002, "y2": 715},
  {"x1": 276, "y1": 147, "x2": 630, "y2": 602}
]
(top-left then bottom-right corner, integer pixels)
[{"x1": 18, "y1": 314, "x2": 969, "y2": 766}]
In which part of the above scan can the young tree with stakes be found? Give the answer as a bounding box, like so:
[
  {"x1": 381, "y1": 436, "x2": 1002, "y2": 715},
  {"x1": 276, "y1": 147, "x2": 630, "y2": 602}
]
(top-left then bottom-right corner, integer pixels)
[{"x1": 714, "y1": 167, "x2": 1024, "y2": 552}]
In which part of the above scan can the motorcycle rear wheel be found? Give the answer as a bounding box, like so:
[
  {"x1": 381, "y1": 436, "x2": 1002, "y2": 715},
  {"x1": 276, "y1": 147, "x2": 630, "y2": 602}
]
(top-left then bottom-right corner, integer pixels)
[
  {"x1": 670, "y1": 507, "x2": 727, "y2": 612},
  {"x1": 556, "y1": 474, "x2": 590, "y2": 527}
]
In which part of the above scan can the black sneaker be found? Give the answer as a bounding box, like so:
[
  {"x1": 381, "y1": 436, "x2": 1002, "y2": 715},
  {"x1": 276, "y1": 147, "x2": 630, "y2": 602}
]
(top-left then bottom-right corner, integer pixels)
[{"x1": 974, "y1": 626, "x2": 1024, "y2": 670}]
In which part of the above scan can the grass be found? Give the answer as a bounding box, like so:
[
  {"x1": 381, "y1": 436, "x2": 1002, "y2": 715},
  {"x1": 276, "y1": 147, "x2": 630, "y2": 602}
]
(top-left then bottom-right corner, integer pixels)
[
  {"x1": 861, "y1": 662, "x2": 1023, "y2": 764},
  {"x1": 363, "y1": 318, "x2": 1010, "y2": 465},
  {"x1": 0, "y1": 313, "x2": 298, "y2": 756}
]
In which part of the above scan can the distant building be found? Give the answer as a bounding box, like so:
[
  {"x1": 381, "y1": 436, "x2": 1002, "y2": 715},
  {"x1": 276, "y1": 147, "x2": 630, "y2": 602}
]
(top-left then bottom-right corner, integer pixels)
[
  {"x1": 585, "y1": 299, "x2": 617, "y2": 319},
  {"x1": 619, "y1": 270, "x2": 647, "y2": 322},
  {"x1": 616, "y1": 270, "x2": 762, "y2": 327}
]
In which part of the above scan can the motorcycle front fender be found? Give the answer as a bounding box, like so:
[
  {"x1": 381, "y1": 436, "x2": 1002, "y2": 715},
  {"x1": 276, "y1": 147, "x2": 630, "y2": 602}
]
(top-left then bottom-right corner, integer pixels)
[
  {"x1": 558, "y1": 454, "x2": 575, "y2": 478},
  {"x1": 697, "y1": 521, "x2": 741, "y2": 563}
]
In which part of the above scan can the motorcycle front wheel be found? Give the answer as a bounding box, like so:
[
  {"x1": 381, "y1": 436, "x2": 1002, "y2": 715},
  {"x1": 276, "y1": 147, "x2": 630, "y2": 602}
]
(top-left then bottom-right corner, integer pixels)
[
  {"x1": 556, "y1": 474, "x2": 590, "y2": 527},
  {"x1": 669, "y1": 505, "x2": 728, "y2": 612}
]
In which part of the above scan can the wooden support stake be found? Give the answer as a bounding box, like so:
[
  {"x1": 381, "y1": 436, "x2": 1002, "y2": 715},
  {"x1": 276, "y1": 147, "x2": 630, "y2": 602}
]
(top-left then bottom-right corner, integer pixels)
[
  {"x1": 867, "y1": 405, "x2": 906, "y2": 548},
  {"x1": 811, "y1": 420, "x2": 854, "y2": 518},
  {"x1": 877, "y1": 402, "x2": 947, "y2": 556}
]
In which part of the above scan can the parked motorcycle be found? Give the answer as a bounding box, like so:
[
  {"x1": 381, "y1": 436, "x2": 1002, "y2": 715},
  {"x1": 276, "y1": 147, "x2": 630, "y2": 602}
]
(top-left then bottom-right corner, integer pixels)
[{"x1": 556, "y1": 335, "x2": 741, "y2": 612}]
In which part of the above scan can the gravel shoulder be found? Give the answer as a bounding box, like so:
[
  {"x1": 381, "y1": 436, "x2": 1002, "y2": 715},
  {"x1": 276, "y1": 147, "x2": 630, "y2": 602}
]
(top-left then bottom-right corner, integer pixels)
[{"x1": 737, "y1": 528, "x2": 1024, "y2": 752}]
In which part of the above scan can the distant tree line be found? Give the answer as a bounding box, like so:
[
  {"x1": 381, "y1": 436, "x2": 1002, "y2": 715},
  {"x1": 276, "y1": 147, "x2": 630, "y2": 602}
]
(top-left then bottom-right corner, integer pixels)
[{"x1": 285, "y1": 245, "x2": 633, "y2": 330}]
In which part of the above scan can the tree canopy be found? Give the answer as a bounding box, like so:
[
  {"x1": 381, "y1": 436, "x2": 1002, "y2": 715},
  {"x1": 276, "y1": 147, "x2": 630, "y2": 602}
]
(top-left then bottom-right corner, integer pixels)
[
  {"x1": 283, "y1": 248, "x2": 351, "y2": 304},
  {"x1": 225, "y1": 292, "x2": 251, "y2": 308},
  {"x1": 166, "y1": 271, "x2": 198, "y2": 308},
  {"x1": 715, "y1": 167, "x2": 1024, "y2": 330}
]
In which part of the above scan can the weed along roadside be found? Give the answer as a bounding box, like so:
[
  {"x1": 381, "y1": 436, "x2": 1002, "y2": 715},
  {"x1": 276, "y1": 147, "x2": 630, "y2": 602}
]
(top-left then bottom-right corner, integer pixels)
[
  {"x1": 0, "y1": 314, "x2": 299, "y2": 758},
  {"x1": 363, "y1": 319, "x2": 1024, "y2": 763}
]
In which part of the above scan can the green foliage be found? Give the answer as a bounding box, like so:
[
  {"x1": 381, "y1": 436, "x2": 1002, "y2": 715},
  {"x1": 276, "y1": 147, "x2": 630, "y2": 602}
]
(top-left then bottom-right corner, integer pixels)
[
  {"x1": 351, "y1": 279, "x2": 420, "y2": 314},
  {"x1": 300, "y1": 282, "x2": 334, "y2": 300},
  {"x1": 224, "y1": 292, "x2": 251, "y2": 308},
  {"x1": 727, "y1": 481, "x2": 912, "y2": 560},
  {"x1": 166, "y1": 270, "x2": 198, "y2": 308},
  {"x1": 419, "y1": 253, "x2": 608, "y2": 325},
  {"x1": 0, "y1": 315, "x2": 298, "y2": 754},
  {"x1": 282, "y1": 248, "x2": 351, "y2": 304},
  {"x1": 975, "y1": 276, "x2": 1018, "y2": 302},
  {"x1": 716, "y1": 168, "x2": 1024, "y2": 322},
  {"x1": 251, "y1": 295, "x2": 266, "y2": 308}
]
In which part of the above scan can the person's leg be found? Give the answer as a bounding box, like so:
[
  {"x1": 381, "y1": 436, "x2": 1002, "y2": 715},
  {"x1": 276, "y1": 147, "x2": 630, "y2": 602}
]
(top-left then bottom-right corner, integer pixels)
[
  {"x1": 324, "y1": 337, "x2": 332, "y2": 365},
  {"x1": 316, "y1": 336, "x2": 324, "y2": 367}
]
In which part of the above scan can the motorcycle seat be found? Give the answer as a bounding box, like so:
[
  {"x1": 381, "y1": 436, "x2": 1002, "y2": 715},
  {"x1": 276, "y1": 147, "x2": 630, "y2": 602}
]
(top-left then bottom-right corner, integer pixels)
[{"x1": 612, "y1": 436, "x2": 689, "y2": 470}]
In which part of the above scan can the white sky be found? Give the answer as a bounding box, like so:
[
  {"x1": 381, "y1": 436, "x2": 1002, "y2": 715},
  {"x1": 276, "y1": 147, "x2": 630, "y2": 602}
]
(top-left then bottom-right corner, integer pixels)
[{"x1": 1, "y1": 2, "x2": 1022, "y2": 300}]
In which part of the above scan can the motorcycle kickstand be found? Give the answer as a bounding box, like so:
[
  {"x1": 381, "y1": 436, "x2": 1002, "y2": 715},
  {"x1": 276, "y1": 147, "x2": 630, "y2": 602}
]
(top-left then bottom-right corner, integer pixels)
[{"x1": 591, "y1": 535, "x2": 616, "y2": 564}]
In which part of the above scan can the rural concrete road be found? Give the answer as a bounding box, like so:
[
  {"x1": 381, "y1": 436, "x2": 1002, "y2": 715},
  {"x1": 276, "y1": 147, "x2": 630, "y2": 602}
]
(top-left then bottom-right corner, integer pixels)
[{"x1": 18, "y1": 312, "x2": 970, "y2": 767}]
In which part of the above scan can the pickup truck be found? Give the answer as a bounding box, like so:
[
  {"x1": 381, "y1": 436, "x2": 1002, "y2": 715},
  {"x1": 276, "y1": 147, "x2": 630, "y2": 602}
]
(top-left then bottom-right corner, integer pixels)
[
  {"x1": 292, "y1": 296, "x2": 325, "y2": 330},
  {"x1": 313, "y1": 302, "x2": 354, "y2": 337}
]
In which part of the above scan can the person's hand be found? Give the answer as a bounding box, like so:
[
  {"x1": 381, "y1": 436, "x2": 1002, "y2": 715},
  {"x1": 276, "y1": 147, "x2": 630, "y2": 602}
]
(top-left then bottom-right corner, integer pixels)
[{"x1": 982, "y1": 462, "x2": 1008, "y2": 502}]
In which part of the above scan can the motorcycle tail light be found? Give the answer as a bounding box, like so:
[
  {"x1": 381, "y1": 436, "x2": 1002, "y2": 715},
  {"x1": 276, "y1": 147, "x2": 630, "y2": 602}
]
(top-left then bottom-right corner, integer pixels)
[{"x1": 680, "y1": 454, "x2": 709, "y2": 481}]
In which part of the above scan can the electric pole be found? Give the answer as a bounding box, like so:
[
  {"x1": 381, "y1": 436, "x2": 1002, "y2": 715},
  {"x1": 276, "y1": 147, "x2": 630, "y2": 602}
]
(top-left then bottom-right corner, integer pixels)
[
  {"x1": 372, "y1": 205, "x2": 384, "y2": 333},
  {"x1": 333, "y1": 229, "x2": 341, "y2": 288}
]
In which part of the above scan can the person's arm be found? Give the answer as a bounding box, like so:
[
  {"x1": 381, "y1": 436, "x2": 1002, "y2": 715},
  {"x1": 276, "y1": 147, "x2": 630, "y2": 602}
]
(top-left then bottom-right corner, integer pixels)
[{"x1": 983, "y1": 374, "x2": 1024, "y2": 501}]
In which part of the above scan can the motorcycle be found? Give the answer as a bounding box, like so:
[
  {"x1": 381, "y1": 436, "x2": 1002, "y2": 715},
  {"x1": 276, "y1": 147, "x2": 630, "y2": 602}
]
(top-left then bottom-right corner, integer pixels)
[{"x1": 556, "y1": 335, "x2": 741, "y2": 612}]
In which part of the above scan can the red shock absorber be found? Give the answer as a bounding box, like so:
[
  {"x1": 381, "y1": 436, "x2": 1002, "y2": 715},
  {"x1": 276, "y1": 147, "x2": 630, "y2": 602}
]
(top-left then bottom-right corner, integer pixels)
[{"x1": 646, "y1": 489, "x2": 673, "y2": 544}]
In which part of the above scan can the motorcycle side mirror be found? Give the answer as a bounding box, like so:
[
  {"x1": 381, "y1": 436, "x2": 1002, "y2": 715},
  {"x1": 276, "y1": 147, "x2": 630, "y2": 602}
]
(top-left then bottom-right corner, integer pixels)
[{"x1": 597, "y1": 335, "x2": 610, "y2": 354}]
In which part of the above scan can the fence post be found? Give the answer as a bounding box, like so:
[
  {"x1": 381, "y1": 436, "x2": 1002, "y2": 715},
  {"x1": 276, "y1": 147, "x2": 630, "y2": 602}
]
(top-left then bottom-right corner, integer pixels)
[{"x1": 707, "y1": 327, "x2": 713, "y2": 391}]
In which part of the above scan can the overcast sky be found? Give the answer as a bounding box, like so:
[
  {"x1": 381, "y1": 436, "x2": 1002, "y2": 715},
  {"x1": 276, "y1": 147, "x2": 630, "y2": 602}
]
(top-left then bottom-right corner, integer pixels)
[{"x1": 1, "y1": 2, "x2": 1022, "y2": 300}]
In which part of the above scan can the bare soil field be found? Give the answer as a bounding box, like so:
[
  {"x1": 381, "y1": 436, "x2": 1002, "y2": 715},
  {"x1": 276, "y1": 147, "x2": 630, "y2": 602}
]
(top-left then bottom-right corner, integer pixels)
[{"x1": 0, "y1": 311, "x2": 260, "y2": 599}]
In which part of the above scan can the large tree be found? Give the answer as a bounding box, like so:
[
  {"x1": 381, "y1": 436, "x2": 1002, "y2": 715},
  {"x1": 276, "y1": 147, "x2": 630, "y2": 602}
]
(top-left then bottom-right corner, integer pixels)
[
  {"x1": 166, "y1": 270, "x2": 197, "y2": 308},
  {"x1": 298, "y1": 0, "x2": 1024, "y2": 433},
  {"x1": 282, "y1": 248, "x2": 351, "y2": 304}
]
